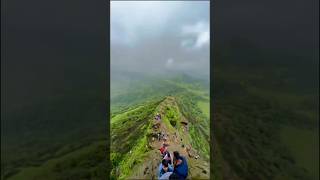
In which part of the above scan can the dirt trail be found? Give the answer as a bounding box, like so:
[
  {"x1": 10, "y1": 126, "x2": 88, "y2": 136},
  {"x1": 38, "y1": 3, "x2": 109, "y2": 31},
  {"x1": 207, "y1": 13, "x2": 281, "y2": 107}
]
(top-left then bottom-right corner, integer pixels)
[{"x1": 128, "y1": 97, "x2": 209, "y2": 179}]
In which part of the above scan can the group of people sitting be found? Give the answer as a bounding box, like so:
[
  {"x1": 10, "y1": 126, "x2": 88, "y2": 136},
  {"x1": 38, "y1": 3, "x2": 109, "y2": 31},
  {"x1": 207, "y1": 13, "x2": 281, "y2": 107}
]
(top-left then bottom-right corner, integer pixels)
[
  {"x1": 158, "y1": 145, "x2": 188, "y2": 180},
  {"x1": 157, "y1": 131, "x2": 168, "y2": 142}
]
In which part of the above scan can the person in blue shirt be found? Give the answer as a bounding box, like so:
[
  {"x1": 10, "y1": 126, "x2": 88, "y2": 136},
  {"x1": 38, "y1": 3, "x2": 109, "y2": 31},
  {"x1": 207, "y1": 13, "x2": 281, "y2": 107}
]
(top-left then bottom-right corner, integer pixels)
[
  {"x1": 158, "y1": 159, "x2": 173, "y2": 179},
  {"x1": 172, "y1": 151, "x2": 188, "y2": 179}
]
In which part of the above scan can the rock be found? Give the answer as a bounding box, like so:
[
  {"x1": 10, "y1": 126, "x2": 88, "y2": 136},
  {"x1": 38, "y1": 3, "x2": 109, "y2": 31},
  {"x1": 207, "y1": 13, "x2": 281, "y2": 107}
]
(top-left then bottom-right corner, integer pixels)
[
  {"x1": 202, "y1": 170, "x2": 207, "y2": 174},
  {"x1": 143, "y1": 167, "x2": 149, "y2": 175}
]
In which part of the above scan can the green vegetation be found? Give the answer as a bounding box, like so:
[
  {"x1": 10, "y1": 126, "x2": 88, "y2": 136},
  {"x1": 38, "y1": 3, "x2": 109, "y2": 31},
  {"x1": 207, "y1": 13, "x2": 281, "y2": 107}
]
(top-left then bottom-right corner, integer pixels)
[
  {"x1": 163, "y1": 106, "x2": 180, "y2": 133},
  {"x1": 176, "y1": 94, "x2": 210, "y2": 160},
  {"x1": 1, "y1": 90, "x2": 107, "y2": 180},
  {"x1": 110, "y1": 100, "x2": 160, "y2": 179},
  {"x1": 117, "y1": 136, "x2": 149, "y2": 179},
  {"x1": 280, "y1": 126, "x2": 319, "y2": 180},
  {"x1": 110, "y1": 74, "x2": 210, "y2": 179},
  {"x1": 197, "y1": 101, "x2": 209, "y2": 118},
  {"x1": 212, "y1": 47, "x2": 319, "y2": 180},
  {"x1": 1, "y1": 73, "x2": 210, "y2": 180},
  {"x1": 8, "y1": 141, "x2": 107, "y2": 180}
]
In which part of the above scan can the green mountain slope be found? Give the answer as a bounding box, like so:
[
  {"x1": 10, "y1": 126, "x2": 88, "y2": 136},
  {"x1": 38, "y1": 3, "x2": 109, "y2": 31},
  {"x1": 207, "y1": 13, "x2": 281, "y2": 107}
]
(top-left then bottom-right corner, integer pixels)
[
  {"x1": 111, "y1": 97, "x2": 210, "y2": 179},
  {"x1": 1, "y1": 90, "x2": 107, "y2": 180},
  {"x1": 110, "y1": 75, "x2": 210, "y2": 179},
  {"x1": 212, "y1": 56, "x2": 319, "y2": 180}
]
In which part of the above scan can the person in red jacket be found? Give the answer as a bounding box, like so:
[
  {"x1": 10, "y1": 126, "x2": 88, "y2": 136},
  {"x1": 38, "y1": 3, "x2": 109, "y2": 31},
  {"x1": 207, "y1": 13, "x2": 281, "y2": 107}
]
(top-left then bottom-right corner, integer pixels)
[{"x1": 159, "y1": 144, "x2": 168, "y2": 157}]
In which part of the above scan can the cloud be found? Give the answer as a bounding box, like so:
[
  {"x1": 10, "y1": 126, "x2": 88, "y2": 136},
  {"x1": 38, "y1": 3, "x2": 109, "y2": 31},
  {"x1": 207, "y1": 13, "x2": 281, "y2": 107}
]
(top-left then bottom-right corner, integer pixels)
[
  {"x1": 165, "y1": 58, "x2": 174, "y2": 68},
  {"x1": 111, "y1": 1, "x2": 181, "y2": 46},
  {"x1": 181, "y1": 21, "x2": 209, "y2": 49},
  {"x1": 111, "y1": 1, "x2": 210, "y2": 78}
]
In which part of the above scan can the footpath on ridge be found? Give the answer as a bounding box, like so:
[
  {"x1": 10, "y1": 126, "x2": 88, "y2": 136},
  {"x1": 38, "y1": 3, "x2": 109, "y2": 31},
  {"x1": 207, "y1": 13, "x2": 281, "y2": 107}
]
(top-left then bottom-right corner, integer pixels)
[{"x1": 128, "y1": 96, "x2": 209, "y2": 179}]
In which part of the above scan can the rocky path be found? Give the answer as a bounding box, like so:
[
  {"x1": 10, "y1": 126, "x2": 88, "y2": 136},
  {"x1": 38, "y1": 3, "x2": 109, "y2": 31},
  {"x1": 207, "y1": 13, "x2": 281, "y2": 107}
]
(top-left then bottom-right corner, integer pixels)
[{"x1": 128, "y1": 97, "x2": 209, "y2": 179}]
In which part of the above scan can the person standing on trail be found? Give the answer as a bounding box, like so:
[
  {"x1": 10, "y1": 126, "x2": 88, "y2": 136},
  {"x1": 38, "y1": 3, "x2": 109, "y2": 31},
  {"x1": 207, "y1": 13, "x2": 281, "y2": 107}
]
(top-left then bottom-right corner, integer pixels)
[
  {"x1": 163, "y1": 134, "x2": 168, "y2": 142},
  {"x1": 158, "y1": 159, "x2": 173, "y2": 179},
  {"x1": 155, "y1": 113, "x2": 160, "y2": 121},
  {"x1": 173, "y1": 151, "x2": 188, "y2": 179},
  {"x1": 163, "y1": 151, "x2": 173, "y2": 165},
  {"x1": 159, "y1": 144, "x2": 168, "y2": 157}
]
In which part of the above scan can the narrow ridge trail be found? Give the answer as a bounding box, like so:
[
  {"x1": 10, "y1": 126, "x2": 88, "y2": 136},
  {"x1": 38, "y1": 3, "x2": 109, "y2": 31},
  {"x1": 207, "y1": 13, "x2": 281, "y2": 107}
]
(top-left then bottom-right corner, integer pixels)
[{"x1": 128, "y1": 96, "x2": 209, "y2": 179}]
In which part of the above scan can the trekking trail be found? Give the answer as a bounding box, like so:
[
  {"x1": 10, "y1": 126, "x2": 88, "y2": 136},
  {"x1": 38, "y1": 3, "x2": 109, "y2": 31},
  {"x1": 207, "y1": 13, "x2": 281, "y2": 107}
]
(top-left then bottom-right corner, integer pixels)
[{"x1": 128, "y1": 96, "x2": 209, "y2": 179}]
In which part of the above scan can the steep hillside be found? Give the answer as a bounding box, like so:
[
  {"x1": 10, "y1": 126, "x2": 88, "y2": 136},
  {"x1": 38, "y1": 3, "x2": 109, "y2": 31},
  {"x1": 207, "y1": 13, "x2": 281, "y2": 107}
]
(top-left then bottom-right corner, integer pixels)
[
  {"x1": 212, "y1": 58, "x2": 319, "y2": 180},
  {"x1": 111, "y1": 96, "x2": 210, "y2": 179},
  {"x1": 1, "y1": 90, "x2": 107, "y2": 180}
]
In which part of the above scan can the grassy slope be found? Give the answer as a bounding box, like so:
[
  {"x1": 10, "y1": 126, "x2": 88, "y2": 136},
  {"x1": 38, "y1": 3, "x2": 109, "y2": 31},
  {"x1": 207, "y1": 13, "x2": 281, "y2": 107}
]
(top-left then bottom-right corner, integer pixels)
[
  {"x1": 197, "y1": 101, "x2": 209, "y2": 118},
  {"x1": 213, "y1": 60, "x2": 319, "y2": 180},
  {"x1": 110, "y1": 75, "x2": 210, "y2": 179},
  {"x1": 280, "y1": 126, "x2": 319, "y2": 180},
  {"x1": 110, "y1": 101, "x2": 160, "y2": 179},
  {"x1": 9, "y1": 141, "x2": 107, "y2": 180},
  {"x1": 1, "y1": 90, "x2": 107, "y2": 180}
]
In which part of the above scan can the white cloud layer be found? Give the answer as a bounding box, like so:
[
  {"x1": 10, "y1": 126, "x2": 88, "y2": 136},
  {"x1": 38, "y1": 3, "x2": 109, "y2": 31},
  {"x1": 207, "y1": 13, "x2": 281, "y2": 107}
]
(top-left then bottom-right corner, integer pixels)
[
  {"x1": 181, "y1": 21, "x2": 209, "y2": 49},
  {"x1": 111, "y1": 1, "x2": 210, "y2": 77}
]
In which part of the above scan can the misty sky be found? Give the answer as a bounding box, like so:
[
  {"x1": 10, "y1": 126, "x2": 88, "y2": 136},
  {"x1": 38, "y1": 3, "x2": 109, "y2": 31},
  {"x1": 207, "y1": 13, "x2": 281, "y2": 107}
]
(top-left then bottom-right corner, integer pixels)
[{"x1": 111, "y1": 1, "x2": 210, "y2": 77}]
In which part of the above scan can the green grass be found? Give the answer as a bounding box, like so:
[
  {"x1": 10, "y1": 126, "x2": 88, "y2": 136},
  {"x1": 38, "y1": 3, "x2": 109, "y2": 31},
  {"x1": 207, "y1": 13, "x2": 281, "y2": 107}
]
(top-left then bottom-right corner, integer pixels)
[
  {"x1": 110, "y1": 100, "x2": 160, "y2": 179},
  {"x1": 1, "y1": 89, "x2": 108, "y2": 180},
  {"x1": 176, "y1": 95, "x2": 210, "y2": 160},
  {"x1": 117, "y1": 136, "x2": 150, "y2": 179},
  {"x1": 197, "y1": 101, "x2": 209, "y2": 118},
  {"x1": 280, "y1": 126, "x2": 319, "y2": 180},
  {"x1": 163, "y1": 106, "x2": 180, "y2": 133},
  {"x1": 164, "y1": 80, "x2": 209, "y2": 98},
  {"x1": 189, "y1": 125, "x2": 209, "y2": 160},
  {"x1": 9, "y1": 141, "x2": 107, "y2": 180},
  {"x1": 110, "y1": 76, "x2": 211, "y2": 179},
  {"x1": 111, "y1": 104, "x2": 149, "y2": 124},
  {"x1": 213, "y1": 60, "x2": 319, "y2": 179},
  {"x1": 109, "y1": 74, "x2": 212, "y2": 179}
]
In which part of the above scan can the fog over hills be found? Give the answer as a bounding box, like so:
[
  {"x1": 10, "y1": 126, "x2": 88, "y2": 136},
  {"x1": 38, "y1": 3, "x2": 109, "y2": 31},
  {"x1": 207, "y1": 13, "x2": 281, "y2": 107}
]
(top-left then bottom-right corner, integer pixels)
[{"x1": 111, "y1": 1, "x2": 210, "y2": 79}]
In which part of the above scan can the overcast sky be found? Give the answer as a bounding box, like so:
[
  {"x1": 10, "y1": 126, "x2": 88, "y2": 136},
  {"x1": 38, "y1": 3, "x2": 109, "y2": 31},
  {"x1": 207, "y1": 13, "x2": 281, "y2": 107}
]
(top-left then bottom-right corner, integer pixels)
[{"x1": 111, "y1": 1, "x2": 210, "y2": 78}]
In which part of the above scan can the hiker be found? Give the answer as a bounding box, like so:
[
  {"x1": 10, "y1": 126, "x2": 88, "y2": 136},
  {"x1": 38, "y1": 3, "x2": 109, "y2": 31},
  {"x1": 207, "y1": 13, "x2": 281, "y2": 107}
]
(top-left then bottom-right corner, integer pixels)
[
  {"x1": 163, "y1": 134, "x2": 168, "y2": 142},
  {"x1": 173, "y1": 132, "x2": 178, "y2": 143},
  {"x1": 158, "y1": 159, "x2": 173, "y2": 179},
  {"x1": 173, "y1": 151, "x2": 188, "y2": 179},
  {"x1": 163, "y1": 151, "x2": 173, "y2": 165},
  {"x1": 155, "y1": 113, "x2": 161, "y2": 121},
  {"x1": 159, "y1": 144, "x2": 168, "y2": 157}
]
